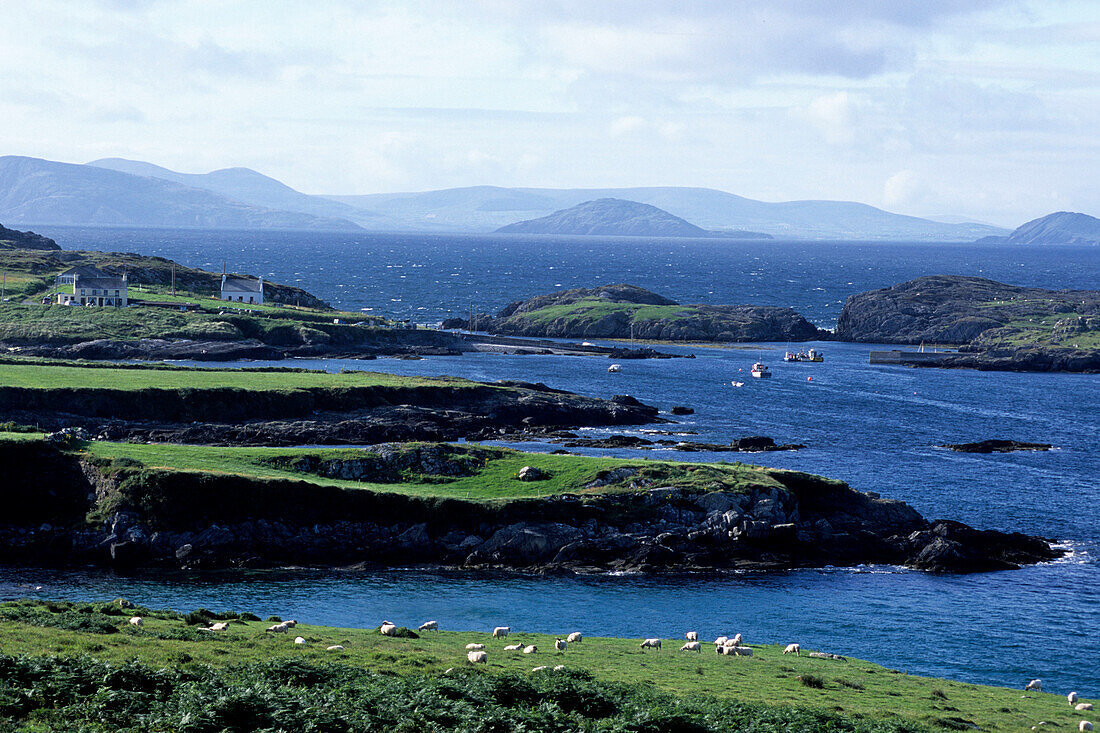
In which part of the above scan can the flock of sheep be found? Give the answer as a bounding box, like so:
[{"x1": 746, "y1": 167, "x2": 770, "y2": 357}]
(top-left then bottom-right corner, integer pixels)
[
  {"x1": 126, "y1": 612, "x2": 1093, "y2": 729},
  {"x1": 1025, "y1": 681, "x2": 1094, "y2": 731}
]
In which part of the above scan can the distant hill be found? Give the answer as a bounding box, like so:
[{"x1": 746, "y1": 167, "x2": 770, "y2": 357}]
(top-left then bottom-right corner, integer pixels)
[
  {"x1": 978, "y1": 211, "x2": 1100, "y2": 245},
  {"x1": 87, "y1": 158, "x2": 395, "y2": 230},
  {"x1": 495, "y1": 198, "x2": 770, "y2": 238},
  {"x1": 0, "y1": 222, "x2": 59, "y2": 250},
  {"x1": 333, "y1": 185, "x2": 1009, "y2": 240},
  {"x1": 0, "y1": 156, "x2": 363, "y2": 231}
]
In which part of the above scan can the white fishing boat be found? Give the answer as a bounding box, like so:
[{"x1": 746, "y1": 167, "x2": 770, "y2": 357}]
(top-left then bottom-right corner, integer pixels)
[
  {"x1": 750, "y1": 362, "x2": 771, "y2": 378},
  {"x1": 608, "y1": 364, "x2": 622, "y2": 373}
]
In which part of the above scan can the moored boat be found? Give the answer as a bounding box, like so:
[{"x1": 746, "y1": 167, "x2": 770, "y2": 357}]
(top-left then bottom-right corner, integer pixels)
[{"x1": 750, "y1": 362, "x2": 771, "y2": 378}]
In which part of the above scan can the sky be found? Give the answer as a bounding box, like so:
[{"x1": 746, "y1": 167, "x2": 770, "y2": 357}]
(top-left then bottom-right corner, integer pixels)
[{"x1": 1, "y1": 0, "x2": 1098, "y2": 226}]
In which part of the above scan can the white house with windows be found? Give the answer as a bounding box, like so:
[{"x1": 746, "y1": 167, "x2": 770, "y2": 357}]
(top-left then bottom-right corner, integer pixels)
[
  {"x1": 220, "y1": 275, "x2": 264, "y2": 304},
  {"x1": 57, "y1": 274, "x2": 128, "y2": 307}
]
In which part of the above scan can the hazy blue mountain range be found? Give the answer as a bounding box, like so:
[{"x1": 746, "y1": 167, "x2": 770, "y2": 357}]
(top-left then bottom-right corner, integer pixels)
[
  {"x1": 495, "y1": 198, "x2": 772, "y2": 238},
  {"x1": 0, "y1": 154, "x2": 1017, "y2": 240},
  {"x1": 332, "y1": 185, "x2": 1009, "y2": 240},
  {"x1": 0, "y1": 156, "x2": 362, "y2": 231},
  {"x1": 977, "y1": 211, "x2": 1100, "y2": 245}
]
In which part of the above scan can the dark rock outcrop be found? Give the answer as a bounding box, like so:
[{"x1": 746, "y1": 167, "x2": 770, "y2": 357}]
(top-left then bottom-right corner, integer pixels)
[
  {"x1": 940, "y1": 440, "x2": 1053, "y2": 453},
  {"x1": 0, "y1": 223, "x2": 59, "y2": 250},
  {"x1": 0, "y1": 448, "x2": 1059, "y2": 574}
]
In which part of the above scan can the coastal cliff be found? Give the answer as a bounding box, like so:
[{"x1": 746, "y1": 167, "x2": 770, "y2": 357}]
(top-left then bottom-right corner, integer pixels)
[
  {"x1": 0, "y1": 223, "x2": 59, "y2": 250},
  {"x1": 0, "y1": 440, "x2": 1060, "y2": 574},
  {"x1": 450, "y1": 284, "x2": 826, "y2": 342}
]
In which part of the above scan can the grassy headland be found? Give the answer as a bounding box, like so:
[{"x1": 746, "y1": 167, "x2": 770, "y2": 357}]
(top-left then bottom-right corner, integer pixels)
[{"x1": 0, "y1": 599, "x2": 1088, "y2": 732}]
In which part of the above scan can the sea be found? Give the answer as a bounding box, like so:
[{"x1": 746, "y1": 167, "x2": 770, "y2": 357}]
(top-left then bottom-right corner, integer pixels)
[{"x1": 3, "y1": 226, "x2": 1098, "y2": 695}]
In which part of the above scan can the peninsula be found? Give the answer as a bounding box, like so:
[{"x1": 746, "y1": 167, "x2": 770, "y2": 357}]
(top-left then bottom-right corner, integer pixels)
[
  {"x1": 837, "y1": 275, "x2": 1100, "y2": 372},
  {"x1": 977, "y1": 211, "x2": 1100, "y2": 245},
  {"x1": 447, "y1": 283, "x2": 826, "y2": 342}
]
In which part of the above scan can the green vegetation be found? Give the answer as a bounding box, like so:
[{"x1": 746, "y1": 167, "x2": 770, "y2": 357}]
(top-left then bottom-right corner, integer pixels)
[
  {"x1": 0, "y1": 599, "x2": 1087, "y2": 732},
  {"x1": 76, "y1": 440, "x2": 781, "y2": 500},
  {"x1": 0, "y1": 362, "x2": 472, "y2": 392},
  {"x1": 515, "y1": 297, "x2": 693, "y2": 326}
]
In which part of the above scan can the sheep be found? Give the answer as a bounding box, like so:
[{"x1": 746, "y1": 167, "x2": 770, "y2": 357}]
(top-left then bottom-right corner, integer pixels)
[
  {"x1": 294, "y1": 636, "x2": 306, "y2": 644},
  {"x1": 680, "y1": 641, "x2": 702, "y2": 652},
  {"x1": 713, "y1": 636, "x2": 728, "y2": 646},
  {"x1": 715, "y1": 645, "x2": 727, "y2": 655},
  {"x1": 531, "y1": 665, "x2": 548, "y2": 672},
  {"x1": 128, "y1": 616, "x2": 143, "y2": 627},
  {"x1": 567, "y1": 632, "x2": 582, "y2": 644},
  {"x1": 267, "y1": 623, "x2": 289, "y2": 633},
  {"x1": 731, "y1": 633, "x2": 743, "y2": 647},
  {"x1": 418, "y1": 620, "x2": 439, "y2": 632},
  {"x1": 640, "y1": 638, "x2": 662, "y2": 651},
  {"x1": 722, "y1": 639, "x2": 738, "y2": 649},
  {"x1": 1026, "y1": 679, "x2": 1043, "y2": 692},
  {"x1": 492, "y1": 626, "x2": 510, "y2": 638},
  {"x1": 784, "y1": 643, "x2": 801, "y2": 656},
  {"x1": 554, "y1": 639, "x2": 567, "y2": 653},
  {"x1": 379, "y1": 621, "x2": 398, "y2": 636},
  {"x1": 729, "y1": 646, "x2": 753, "y2": 657},
  {"x1": 210, "y1": 622, "x2": 230, "y2": 632},
  {"x1": 1070, "y1": 693, "x2": 1079, "y2": 705},
  {"x1": 503, "y1": 644, "x2": 522, "y2": 651},
  {"x1": 466, "y1": 643, "x2": 485, "y2": 651},
  {"x1": 1080, "y1": 722, "x2": 1093, "y2": 732},
  {"x1": 285, "y1": 620, "x2": 298, "y2": 628},
  {"x1": 1079, "y1": 704, "x2": 1095, "y2": 712},
  {"x1": 327, "y1": 645, "x2": 345, "y2": 651},
  {"x1": 685, "y1": 631, "x2": 698, "y2": 641},
  {"x1": 523, "y1": 644, "x2": 538, "y2": 654},
  {"x1": 553, "y1": 665, "x2": 566, "y2": 671},
  {"x1": 467, "y1": 650, "x2": 487, "y2": 664}
]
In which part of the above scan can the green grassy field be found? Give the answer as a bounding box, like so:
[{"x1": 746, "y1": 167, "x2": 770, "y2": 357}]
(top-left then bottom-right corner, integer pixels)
[
  {"x1": 0, "y1": 362, "x2": 474, "y2": 392},
  {"x1": 511, "y1": 298, "x2": 693, "y2": 325},
  {"x1": 76, "y1": 440, "x2": 782, "y2": 499},
  {"x1": 0, "y1": 600, "x2": 1088, "y2": 732}
]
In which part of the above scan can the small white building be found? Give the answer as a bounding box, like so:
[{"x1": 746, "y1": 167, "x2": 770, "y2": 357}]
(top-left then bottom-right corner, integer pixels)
[
  {"x1": 220, "y1": 275, "x2": 264, "y2": 305},
  {"x1": 57, "y1": 274, "x2": 128, "y2": 307}
]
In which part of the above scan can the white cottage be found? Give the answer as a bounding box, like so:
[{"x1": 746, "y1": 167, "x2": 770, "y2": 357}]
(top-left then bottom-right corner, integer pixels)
[
  {"x1": 220, "y1": 275, "x2": 264, "y2": 305},
  {"x1": 57, "y1": 274, "x2": 128, "y2": 307}
]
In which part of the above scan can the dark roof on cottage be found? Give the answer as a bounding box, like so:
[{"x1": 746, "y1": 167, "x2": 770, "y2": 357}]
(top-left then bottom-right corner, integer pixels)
[
  {"x1": 221, "y1": 277, "x2": 263, "y2": 292},
  {"x1": 74, "y1": 276, "x2": 127, "y2": 289},
  {"x1": 59, "y1": 265, "x2": 108, "y2": 278}
]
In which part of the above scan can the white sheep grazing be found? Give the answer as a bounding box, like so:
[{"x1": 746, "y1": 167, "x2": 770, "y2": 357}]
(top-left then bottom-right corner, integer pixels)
[
  {"x1": 680, "y1": 642, "x2": 702, "y2": 652},
  {"x1": 1080, "y1": 722, "x2": 1093, "y2": 732},
  {"x1": 784, "y1": 643, "x2": 801, "y2": 656},
  {"x1": 523, "y1": 644, "x2": 538, "y2": 654},
  {"x1": 210, "y1": 622, "x2": 230, "y2": 632},
  {"x1": 418, "y1": 620, "x2": 439, "y2": 632},
  {"x1": 685, "y1": 631, "x2": 698, "y2": 642},
  {"x1": 1078, "y1": 704, "x2": 1095, "y2": 712},
  {"x1": 715, "y1": 645, "x2": 727, "y2": 655},
  {"x1": 504, "y1": 644, "x2": 522, "y2": 651},
  {"x1": 731, "y1": 633, "x2": 743, "y2": 647},
  {"x1": 1026, "y1": 679, "x2": 1043, "y2": 692},
  {"x1": 640, "y1": 638, "x2": 662, "y2": 651},
  {"x1": 567, "y1": 632, "x2": 582, "y2": 644},
  {"x1": 327, "y1": 645, "x2": 345, "y2": 651},
  {"x1": 128, "y1": 616, "x2": 143, "y2": 627},
  {"x1": 267, "y1": 623, "x2": 288, "y2": 633},
  {"x1": 492, "y1": 626, "x2": 510, "y2": 638},
  {"x1": 714, "y1": 636, "x2": 728, "y2": 646},
  {"x1": 285, "y1": 620, "x2": 298, "y2": 628},
  {"x1": 1069, "y1": 692, "x2": 1079, "y2": 705},
  {"x1": 531, "y1": 665, "x2": 548, "y2": 672},
  {"x1": 554, "y1": 639, "x2": 567, "y2": 653},
  {"x1": 553, "y1": 665, "x2": 565, "y2": 671},
  {"x1": 467, "y1": 650, "x2": 487, "y2": 664},
  {"x1": 466, "y1": 643, "x2": 485, "y2": 651},
  {"x1": 294, "y1": 636, "x2": 306, "y2": 644},
  {"x1": 379, "y1": 622, "x2": 398, "y2": 637},
  {"x1": 730, "y1": 646, "x2": 753, "y2": 657}
]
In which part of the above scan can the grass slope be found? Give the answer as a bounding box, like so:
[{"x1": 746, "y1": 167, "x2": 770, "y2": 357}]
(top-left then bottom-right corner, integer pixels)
[{"x1": 0, "y1": 599, "x2": 1089, "y2": 732}]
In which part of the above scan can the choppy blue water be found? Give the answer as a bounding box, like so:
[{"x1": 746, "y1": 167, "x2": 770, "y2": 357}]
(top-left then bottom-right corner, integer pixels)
[{"x1": 6, "y1": 226, "x2": 1099, "y2": 695}]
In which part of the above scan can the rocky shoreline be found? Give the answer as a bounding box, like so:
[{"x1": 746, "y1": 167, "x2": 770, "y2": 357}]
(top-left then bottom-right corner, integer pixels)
[{"x1": 0, "y1": 443, "x2": 1063, "y2": 574}]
